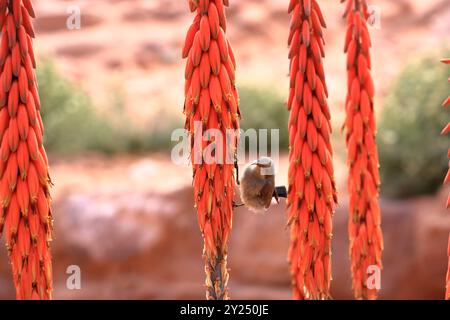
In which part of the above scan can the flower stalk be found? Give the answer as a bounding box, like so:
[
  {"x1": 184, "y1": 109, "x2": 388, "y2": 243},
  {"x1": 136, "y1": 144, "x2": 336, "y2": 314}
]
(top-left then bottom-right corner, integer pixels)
[
  {"x1": 183, "y1": 0, "x2": 239, "y2": 300},
  {"x1": 342, "y1": 0, "x2": 383, "y2": 300},
  {"x1": 0, "y1": 0, "x2": 53, "y2": 299},
  {"x1": 286, "y1": 0, "x2": 337, "y2": 300}
]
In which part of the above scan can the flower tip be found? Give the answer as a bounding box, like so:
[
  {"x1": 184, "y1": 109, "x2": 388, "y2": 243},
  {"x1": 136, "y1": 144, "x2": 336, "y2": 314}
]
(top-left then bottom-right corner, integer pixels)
[{"x1": 442, "y1": 96, "x2": 450, "y2": 108}]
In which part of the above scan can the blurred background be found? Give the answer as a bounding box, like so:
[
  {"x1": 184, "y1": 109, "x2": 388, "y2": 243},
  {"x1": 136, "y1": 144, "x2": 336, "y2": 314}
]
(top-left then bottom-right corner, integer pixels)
[{"x1": 0, "y1": 0, "x2": 449, "y2": 299}]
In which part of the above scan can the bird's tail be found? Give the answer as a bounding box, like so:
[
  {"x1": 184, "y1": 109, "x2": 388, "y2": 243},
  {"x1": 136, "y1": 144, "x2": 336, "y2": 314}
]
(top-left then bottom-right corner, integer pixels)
[{"x1": 274, "y1": 186, "x2": 288, "y2": 198}]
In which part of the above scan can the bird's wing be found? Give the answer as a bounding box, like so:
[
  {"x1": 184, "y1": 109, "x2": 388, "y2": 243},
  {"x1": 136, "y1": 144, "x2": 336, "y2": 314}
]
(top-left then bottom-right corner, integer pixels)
[{"x1": 260, "y1": 182, "x2": 275, "y2": 209}]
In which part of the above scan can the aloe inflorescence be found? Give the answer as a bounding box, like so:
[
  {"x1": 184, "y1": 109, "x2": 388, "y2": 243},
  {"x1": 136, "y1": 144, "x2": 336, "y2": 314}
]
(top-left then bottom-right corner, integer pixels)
[
  {"x1": 441, "y1": 57, "x2": 450, "y2": 300},
  {"x1": 342, "y1": 0, "x2": 383, "y2": 300},
  {"x1": 286, "y1": 0, "x2": 337, "y2": 300},
  {"x1": 0, "y1": 0, "x2": 53, "y2": 300},
  {"x1": 183, "y1": 0, "x2": 239, "y2": 300}
]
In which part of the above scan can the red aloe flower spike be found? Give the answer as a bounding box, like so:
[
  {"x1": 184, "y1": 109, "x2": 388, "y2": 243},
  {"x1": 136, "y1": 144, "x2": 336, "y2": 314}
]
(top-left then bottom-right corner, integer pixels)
[
  {"x1": 0, "y1": 0, "x2": 53, "y2": 300},
  {"x1": 441, "y1": 57, "x2": 450, "y2": 300},
  {"x1": 342, "y1": 0, "x2": 383, "y2": 300},
  {"x1": 182, "y1": 0, "x2": 239, "y2": 300},
  {"x1": 287, "y1": 0, "x2": 337, "y2": 300}
]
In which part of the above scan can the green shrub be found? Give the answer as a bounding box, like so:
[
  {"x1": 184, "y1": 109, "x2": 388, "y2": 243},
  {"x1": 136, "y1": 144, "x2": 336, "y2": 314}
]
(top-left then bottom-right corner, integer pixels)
[
  {"x1": 37, "y1": 59, "x2": 182, "y2": 155},
  {"x1": 238, "y1": 85, "x2": 289, "y2": 151},
  {"x1": 38, "y1": 59, "x2": 125, "y2": 154},
  {"x1": 120, "y1": 115, "x2": 183, "y2": 153},
  {"x1": 378, "y1": 52, "x2": 450, "y2": 198}
]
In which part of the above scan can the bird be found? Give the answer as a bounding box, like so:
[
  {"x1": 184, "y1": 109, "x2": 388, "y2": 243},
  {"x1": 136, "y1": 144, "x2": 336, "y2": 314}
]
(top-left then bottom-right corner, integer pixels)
[{"x1": 237, "y1": 157, "x2": 287, "y2": 212}]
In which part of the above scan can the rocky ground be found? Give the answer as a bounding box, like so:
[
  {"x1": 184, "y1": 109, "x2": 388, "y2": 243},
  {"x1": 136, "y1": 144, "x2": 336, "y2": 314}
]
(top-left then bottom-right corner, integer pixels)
[{"x1": 0, "y1": 0, "x2": 449, "y2": 299}]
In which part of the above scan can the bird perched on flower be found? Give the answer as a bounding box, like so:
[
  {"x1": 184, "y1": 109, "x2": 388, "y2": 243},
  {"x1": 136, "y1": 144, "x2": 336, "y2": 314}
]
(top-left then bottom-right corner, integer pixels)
[{"x1": 239, "y1": 157, "x2": 287, "y2": 212}]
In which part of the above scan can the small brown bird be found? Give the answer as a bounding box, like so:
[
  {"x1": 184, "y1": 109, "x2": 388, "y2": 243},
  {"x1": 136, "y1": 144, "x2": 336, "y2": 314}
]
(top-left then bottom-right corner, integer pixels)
[{"x1": 238, "y1": 157, "x2": 287, "y2": 212}]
